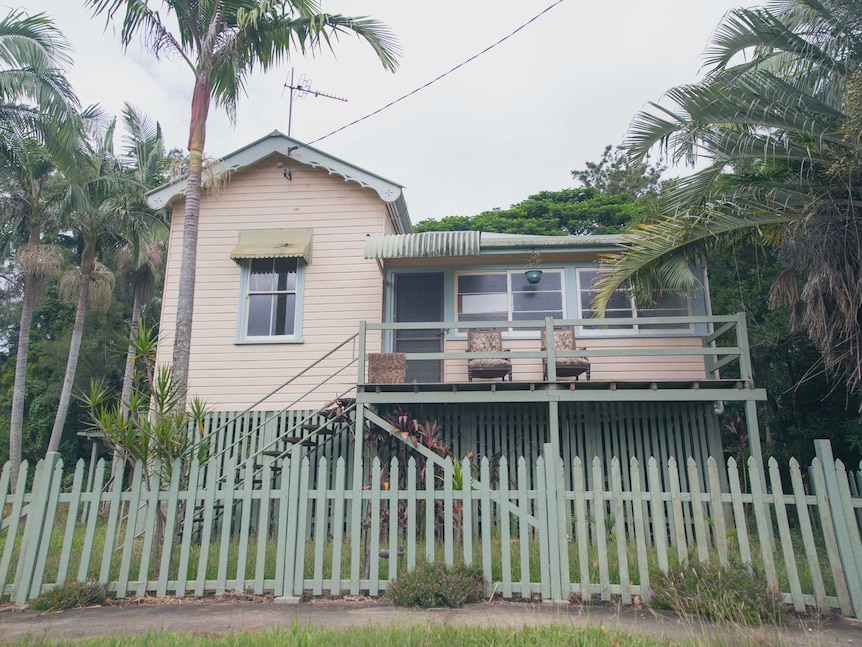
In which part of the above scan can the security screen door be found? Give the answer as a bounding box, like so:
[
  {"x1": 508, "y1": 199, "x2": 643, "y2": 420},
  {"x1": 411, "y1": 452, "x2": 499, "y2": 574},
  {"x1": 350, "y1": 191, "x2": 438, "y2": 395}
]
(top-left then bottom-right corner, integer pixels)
[{"x1": 393, "y1": 273, "x2": 444, "y2": 383}]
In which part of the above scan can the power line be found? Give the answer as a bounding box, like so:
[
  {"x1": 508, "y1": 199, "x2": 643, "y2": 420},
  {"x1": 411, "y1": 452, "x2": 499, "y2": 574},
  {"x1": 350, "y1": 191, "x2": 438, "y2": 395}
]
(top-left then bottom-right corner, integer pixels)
[{"x1": 305, "y1": 0, "x2": 567, "y2": 147}]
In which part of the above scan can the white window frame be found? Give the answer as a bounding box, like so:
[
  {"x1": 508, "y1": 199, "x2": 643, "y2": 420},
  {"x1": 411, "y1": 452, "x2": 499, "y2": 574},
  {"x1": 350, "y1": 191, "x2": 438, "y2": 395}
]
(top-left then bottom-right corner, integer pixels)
[
  {"x1": 455, "y1": 269, "x2": 565, "y2": 337},
  {"x1": 575, "y1": 267, "x2": 693, "y2": 336},
  {"x1": 236, "y1": 257, "x2": 305, "y2": 344}
]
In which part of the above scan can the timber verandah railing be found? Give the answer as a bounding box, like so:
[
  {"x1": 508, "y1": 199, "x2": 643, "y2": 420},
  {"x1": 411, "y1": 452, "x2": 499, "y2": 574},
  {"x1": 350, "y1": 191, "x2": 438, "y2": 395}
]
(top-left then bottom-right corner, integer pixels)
[
  {"x1": 357, "y1": 313, "x2": 758, "y2": 392},
  {"x1": 2, "y1": 443, "x2": 862, "y2": 616}
]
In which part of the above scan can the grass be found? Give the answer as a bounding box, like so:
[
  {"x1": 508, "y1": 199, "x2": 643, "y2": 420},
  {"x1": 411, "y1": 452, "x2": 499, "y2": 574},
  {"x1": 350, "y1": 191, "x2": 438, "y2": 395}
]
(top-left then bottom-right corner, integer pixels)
[{"x1": 0, "y1": 623, "x2": 775, "y2": 647}]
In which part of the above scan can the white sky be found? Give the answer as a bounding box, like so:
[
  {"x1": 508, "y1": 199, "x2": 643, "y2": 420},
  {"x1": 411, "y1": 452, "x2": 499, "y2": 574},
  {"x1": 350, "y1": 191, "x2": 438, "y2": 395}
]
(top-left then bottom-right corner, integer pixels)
[{"x1": 21, "y1": 0, "x2": 754, "y2": 225}]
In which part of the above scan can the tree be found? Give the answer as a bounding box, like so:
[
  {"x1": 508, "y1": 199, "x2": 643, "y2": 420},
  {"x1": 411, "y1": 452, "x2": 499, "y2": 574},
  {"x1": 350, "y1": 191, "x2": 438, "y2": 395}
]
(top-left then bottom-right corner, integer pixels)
[
  {"x1": 594, "y1": 0, "x2": 862, "y2": 396},
  {"x1": 115, "y1": 104, "x2": 168, "y2": 420},
  {"x1": 0, "y1": 9, "x2": 81, "y2": 483},
  {"x1": 47, "y1": 117, "x2": 135, "y2": 454},
  {"x1": 572, "y1": 144, "x2": 664, "y2": 199},
  {"x1": 414, "y1": 187, "x2": 650, "y2": 236},
  {"x1": 87, "y1": 0, "x2": 401, "y2": 401},
  {"x1": 0, "y1": 10, "x2": 79, "y2": 151}
]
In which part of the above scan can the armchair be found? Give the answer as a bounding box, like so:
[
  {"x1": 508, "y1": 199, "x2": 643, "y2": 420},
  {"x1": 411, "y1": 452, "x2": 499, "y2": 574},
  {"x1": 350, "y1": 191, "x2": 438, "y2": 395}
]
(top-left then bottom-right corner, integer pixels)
[
  {"x1": 467, "y1": 329, "x2": 512, "y2": 381},
  {"x1": 541, "y1": 326, "x2": 590, "y2": 381}
]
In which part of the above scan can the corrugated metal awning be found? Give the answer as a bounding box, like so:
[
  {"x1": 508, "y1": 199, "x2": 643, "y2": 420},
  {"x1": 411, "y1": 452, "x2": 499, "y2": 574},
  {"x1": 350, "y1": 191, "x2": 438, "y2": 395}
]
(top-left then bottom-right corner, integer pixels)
[
  {"x1": 365, "y1": 231, "x2": 480, "y2": 259},
  {"x1": 230, "y1": 228, "x2": 313, "y2": 262}
]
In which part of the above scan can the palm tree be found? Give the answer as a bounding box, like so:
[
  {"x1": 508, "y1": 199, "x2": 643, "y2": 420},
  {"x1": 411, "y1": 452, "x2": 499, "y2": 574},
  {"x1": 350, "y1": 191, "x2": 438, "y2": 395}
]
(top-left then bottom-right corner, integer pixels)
[
  {"x1": 0, "y1": 10, "x2": 81, "y2": 482},
  {"x1": 86, "y1": 0, "x2": 401, "y2": 400},
  {"x1": 2, "y1": 138, "x2": 63, "y2": 483},
  {"x1": 47, "y1": 117, "x2": 131, "y2": 454},
  {"x1": 115, "y1": 103, "x2": 168, "y2": 418},
  {"x1": 595, "y1": 0, "x2": 862, "y2": 393},
  {"x1": 0, "y1": 10, "x2": 80, "y2": 154}
]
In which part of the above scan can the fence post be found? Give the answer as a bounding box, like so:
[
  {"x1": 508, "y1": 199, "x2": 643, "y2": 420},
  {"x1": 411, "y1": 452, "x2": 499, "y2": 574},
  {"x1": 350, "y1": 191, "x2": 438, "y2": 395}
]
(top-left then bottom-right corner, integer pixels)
[
  {"x1": 814, "y1": 439, "x2": 862, "y2": 618},
  {"x1": 276, "y1": 449, "x2": 303, "y2": 603},
  {"x1": 12, "y1": 453, "x2": 60, "y2": 604},
  {"x1": 542, "y1": 443, "x2": 568, "y2": 603}
]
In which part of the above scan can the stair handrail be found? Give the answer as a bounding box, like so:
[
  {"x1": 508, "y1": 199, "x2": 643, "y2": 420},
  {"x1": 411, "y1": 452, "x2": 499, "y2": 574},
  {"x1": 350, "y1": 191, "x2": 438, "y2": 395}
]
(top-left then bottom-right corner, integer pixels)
[
  {"x1": 201, "y1": 332, "x2": 358, "y2": 446},
  {"x1": 216, "y1": 388, "x2": 358, "y2": 485},
  {"x1": 204, "y1": 356, "x2": 358, "y2": 471}
]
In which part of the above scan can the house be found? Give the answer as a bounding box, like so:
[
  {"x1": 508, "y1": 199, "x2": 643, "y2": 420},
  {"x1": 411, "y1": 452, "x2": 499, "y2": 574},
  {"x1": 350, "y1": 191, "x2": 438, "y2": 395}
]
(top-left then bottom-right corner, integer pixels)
[{"x1": 146, "y1": 131, "x2": 767, "y2": 489}]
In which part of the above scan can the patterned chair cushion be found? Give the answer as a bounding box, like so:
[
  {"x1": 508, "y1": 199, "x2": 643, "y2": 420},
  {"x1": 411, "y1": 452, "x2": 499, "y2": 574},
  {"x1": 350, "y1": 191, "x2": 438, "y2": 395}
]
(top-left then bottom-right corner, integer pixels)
[
  {"x1": 468, "y1": 358, "x2": 512, "y2": 370},
  {"x1": 367, "y1": 352, "x2": 407, "y2": 383},
  {"x1": 469, "y1": 329, "x2": 503, "y2": 353}
]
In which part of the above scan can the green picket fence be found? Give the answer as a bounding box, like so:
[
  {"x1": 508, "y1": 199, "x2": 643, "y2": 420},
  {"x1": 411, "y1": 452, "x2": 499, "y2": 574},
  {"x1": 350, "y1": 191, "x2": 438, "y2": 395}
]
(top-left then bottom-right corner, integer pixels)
[{"x1": 1, "y1": 446, "x2": 861, "y2": 617}]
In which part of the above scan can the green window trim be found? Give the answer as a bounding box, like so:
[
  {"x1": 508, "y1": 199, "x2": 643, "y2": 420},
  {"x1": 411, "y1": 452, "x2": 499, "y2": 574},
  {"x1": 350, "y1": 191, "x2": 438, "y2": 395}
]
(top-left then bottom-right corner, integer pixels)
[{"x1": 235, "y1": 257, "x2": 306, "y2": 344}]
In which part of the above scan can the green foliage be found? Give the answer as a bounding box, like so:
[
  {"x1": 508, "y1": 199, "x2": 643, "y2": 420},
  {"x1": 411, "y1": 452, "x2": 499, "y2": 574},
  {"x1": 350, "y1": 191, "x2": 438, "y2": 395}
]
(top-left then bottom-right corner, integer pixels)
[
  {"x1": 650, "y1": 560, "x2": 784, "y2": 625},
  {"x1": 599, "y1": 0, "x2": 862, "y2": 398},
  {"x1": 79, "y1": 326, "x2": 209, "y2": 483},
  {"x1": 572, "y1": 144, "x2": 664, "y2": 199},
  {"x1": 28, "y1": 578, "x2": 106, "y2": 611},
  {"x1": 413, "y1": 187, "x2": 651, "y2": 236},
  {"x1": 708, "y1": 242, "x2": 862, "y2": 466},
  {"x1": 385, "y1": 562, "x2": 484, "y2": 608}
]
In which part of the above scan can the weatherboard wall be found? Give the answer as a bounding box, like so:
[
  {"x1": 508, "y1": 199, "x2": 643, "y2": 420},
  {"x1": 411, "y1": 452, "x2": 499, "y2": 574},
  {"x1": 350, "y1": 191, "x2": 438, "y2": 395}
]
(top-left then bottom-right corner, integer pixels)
[{"x1": 157, "y1": 155, "x2": 389, "y2": 410}]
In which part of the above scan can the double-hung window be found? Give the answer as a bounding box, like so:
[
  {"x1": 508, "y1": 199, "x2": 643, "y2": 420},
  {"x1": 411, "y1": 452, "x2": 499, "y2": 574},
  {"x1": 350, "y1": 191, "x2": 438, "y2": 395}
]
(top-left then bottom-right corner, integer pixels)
[
  {"x1": 456, "y1": 270, "x2": 564, "y2": 333},
  {"x1": 576, "y1": 268, "x2": 691, "y2": 334},
  {"x1": 231, "y1": 228, "x2": 311, "y2": 343},
  {"x1": 245, "y1": 258, "x2": 299, "y2": 338}
]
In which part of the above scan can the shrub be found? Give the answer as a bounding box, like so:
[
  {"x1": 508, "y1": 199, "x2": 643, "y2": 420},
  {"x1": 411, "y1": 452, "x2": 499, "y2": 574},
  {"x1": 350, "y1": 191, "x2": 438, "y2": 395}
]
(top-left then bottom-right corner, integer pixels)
[
  {"x1": 29, "y1": 579, "x2": 106, "y2": 612},
  {"x1": 386, "y1": 562, "x2": 484, "y2": 608},
  {"x1": 650, "y1": 560, "x2": 784, "y2": 625}
]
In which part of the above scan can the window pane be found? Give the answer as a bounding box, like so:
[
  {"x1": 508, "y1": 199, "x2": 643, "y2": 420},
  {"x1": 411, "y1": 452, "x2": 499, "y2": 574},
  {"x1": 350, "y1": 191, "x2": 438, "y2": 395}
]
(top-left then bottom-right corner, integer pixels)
[
  {"x1": 459, "y1": 293, "x2": 507, "y2": 315},
  {"x1": 638, "y1": 291, "x2": 690, "y2": 329},
  {"x1": 273, "y1": 293, "x2": 296, "y2": 335},
  {"x1": 511, "y1": 271, "x2": 561, "y2": 291},
  {"x1": 274, "y1": 258, "x2": 297, "y2": 291},
  {"x1": 458, "y1": 273, "x2": 506, "y2": 293},
  {"x1": 247, "y1": 294, "x2": 272, "y2": 336},
  {"x1": 513, "y1": 291, "x2": 563, "y2": 313},
  {"x1": 249, "y1": 259, "x2": 274, "y2": 292}
]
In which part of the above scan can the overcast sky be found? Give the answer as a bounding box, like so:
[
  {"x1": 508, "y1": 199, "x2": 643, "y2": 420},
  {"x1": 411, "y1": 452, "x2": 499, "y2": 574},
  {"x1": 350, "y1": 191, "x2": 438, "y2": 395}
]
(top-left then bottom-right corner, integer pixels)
[{"x1": 22, "y1": 0, "x2": 754, "y2": 225}]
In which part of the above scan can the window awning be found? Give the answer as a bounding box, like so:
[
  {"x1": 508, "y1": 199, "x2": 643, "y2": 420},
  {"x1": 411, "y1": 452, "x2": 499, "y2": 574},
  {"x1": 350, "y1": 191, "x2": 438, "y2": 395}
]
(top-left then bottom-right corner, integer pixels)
[{"x1": 230, "y1": 228, "x2": 313, "y2": 262}]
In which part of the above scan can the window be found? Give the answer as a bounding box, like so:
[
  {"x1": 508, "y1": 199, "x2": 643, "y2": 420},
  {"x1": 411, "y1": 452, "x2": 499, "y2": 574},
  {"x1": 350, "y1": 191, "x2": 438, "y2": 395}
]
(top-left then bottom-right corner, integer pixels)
[
  {"x1": 244, "y1": 258, "x2": 300, "y2": 339},
  {"x1": 456, "y1": 270, "x2": 564, "y2": 333},
  {"x1": 576, "y1": 268, "x2": 691, "y2": 334}
]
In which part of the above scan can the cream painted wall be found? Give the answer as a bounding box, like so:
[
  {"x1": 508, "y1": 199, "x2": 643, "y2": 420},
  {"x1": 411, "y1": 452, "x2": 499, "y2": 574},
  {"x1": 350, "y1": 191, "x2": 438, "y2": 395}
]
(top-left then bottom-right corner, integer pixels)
[{"x1": 158, "y1": 154, "x2": 389, "y2": 410}]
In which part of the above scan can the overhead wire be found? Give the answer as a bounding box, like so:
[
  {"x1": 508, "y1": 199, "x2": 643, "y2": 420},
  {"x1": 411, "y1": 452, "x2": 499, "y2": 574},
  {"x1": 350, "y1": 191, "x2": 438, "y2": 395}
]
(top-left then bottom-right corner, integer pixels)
[{"x1": 305, "y1": 0, "x2": 568, "y2": 147}]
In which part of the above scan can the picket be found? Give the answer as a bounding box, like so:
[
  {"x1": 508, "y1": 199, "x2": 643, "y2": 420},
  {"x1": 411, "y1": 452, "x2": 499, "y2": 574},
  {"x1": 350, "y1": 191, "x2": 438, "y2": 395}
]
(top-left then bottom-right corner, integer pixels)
[
  {"x1": 789, "y1": 458, "x2": 828, "y2": 612},
  {"x1": 2, "y1": 447, "x2": 862, "y2": 619}
]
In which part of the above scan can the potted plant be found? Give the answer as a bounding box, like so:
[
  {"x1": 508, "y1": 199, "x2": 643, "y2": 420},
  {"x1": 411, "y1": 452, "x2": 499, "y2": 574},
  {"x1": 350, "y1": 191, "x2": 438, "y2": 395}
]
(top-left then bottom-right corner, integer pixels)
[{"x1": 524, "y1": 250, "x2": 543, "y2": 284}]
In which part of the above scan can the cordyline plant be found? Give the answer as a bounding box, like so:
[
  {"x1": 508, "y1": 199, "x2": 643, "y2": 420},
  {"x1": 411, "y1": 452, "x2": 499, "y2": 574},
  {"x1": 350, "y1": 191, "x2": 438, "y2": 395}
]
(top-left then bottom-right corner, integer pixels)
[
  {"x1": 80, "y1": 325, "x2": 210, "y2": 488},
  {"x1": 79, "y1": 326, "x2": 209, "y2": 558}
]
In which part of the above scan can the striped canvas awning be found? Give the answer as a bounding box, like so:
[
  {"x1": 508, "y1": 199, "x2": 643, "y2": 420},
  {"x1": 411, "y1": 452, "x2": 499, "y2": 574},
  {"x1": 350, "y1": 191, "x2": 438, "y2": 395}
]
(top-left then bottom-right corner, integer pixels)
[{"x1": 230, "y1": 228, "x2": 313, "y2": 262}]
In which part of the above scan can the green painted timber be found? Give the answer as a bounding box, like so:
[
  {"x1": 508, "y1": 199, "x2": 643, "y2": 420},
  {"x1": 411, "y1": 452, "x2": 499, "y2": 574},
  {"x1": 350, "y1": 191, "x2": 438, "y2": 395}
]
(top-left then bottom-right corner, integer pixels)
[{"x1": 2, "y1": 446, "x2": 862, "y2": 611}]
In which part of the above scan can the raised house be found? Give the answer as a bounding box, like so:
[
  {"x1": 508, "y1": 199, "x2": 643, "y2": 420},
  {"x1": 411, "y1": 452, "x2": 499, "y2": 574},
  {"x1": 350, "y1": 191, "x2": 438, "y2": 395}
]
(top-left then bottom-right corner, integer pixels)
[{"x1": 146, "y1": 131, "x2": 767, "y2": 491}]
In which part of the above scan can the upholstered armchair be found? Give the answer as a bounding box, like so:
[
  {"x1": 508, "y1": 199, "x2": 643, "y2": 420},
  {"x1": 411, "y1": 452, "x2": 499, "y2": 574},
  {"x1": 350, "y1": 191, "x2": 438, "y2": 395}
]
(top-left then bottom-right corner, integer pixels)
[
  {"x1": 541, "y1": 326, "x2": 590, "y2": 381},
  {"x1": 467, "y1": 329, "x2": 512, "y2": 381}
]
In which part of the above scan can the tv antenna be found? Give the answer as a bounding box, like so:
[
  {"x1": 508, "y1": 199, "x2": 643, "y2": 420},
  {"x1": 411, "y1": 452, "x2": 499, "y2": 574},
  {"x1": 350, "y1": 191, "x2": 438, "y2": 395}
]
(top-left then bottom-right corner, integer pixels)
[{"x1": 284, "y1": 68, "x2": 347, "y2": 137}]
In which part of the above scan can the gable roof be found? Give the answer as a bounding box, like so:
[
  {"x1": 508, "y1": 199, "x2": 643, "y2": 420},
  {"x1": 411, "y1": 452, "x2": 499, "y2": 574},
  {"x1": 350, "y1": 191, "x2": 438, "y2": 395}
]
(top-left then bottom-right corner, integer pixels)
[{"x1": 145, "y1": 130, "x2": 411, "y2": 232}]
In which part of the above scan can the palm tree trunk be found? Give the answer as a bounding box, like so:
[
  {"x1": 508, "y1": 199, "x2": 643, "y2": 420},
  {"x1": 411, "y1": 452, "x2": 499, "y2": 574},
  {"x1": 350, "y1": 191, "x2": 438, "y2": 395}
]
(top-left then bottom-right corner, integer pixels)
[
  {"x1": 111, "y1": 283, "x2": 143, "y2": 485},
  {"x1": 121, "y1": 284, "x2": 143, "y2": 416},
  {"x1": 9, "y1": 279, "x2": 38, "y2": 487},
  {"x1": 47, "y1": 268, "x2": 90, "y2": 455},
  {"x1": 172, "y1": 73, "x2": 210, "y2": 405}
]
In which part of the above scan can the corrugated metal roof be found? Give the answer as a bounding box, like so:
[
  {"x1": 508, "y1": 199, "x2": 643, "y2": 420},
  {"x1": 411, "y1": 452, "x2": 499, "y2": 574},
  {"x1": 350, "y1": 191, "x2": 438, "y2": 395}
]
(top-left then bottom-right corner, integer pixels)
[{"x1": 365, "y1": 231, "x2": 480, "y2": 259}]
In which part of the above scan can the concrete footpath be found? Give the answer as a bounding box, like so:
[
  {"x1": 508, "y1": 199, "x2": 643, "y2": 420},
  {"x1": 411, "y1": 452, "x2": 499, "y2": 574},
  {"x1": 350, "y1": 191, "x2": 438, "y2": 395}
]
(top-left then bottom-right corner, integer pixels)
[{"x1": 1, "y1": 599, "x2": 861, "y2": 645}]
